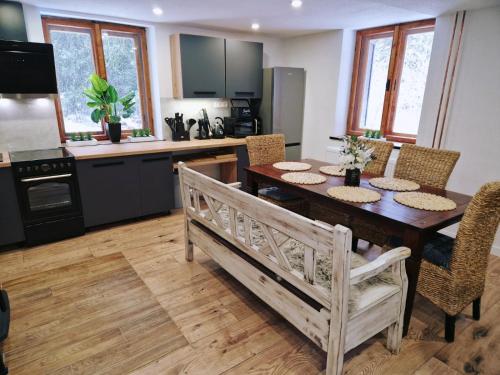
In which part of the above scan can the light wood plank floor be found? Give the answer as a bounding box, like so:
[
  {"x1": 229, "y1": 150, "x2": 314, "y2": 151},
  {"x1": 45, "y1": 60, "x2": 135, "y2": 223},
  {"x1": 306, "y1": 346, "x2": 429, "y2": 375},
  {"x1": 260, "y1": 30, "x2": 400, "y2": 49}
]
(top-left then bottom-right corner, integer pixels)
[{"x1": 1, "y1": 211, "x2": 499, "y2": 374}]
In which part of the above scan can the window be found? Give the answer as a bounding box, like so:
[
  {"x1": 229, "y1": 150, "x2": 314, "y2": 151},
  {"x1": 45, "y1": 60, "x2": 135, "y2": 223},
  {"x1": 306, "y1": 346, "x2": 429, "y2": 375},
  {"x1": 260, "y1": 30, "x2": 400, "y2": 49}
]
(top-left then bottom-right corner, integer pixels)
[
  {"x1": 347, "y1": 20, "x2": 435, "y2": 143},
  {"x1": 42, "y1": 17, "x2": 153, "y2": 141}
]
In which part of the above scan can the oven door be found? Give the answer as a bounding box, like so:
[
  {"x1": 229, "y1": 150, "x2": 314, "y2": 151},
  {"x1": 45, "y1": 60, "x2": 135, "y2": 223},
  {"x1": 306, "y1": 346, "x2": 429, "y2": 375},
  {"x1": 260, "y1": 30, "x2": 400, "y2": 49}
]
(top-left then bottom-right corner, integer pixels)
[{"x1": 17, "y1": 173, "x2": 81, "y2": 224}]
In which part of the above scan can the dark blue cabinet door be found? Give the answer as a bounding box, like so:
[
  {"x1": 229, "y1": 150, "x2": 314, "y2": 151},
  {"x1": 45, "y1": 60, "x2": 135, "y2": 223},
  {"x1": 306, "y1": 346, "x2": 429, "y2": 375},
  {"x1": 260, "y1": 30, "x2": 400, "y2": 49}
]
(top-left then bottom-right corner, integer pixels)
[
  {"x1": 225, "y1": 40, "x2": 263, "y2": 99},
  {"x1": 76, "y1": 157, "x2": 141, "y2": 227},
  {"x1": 180, "y1": 34, "x2": 226, "y2": 98},
  {"x1": 0, "y1": 168, "x2": 25, "y2": 246},
  {"x1": 139, "y1": 153, "x2": 174, "y2": 216}
]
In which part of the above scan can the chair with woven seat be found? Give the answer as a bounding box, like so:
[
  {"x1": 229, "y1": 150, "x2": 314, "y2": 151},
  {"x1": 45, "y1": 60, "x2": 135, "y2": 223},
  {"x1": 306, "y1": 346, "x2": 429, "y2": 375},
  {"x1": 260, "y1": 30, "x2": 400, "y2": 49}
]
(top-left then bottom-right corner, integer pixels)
[
  {"x1": 362, "y1": 139, "x2": 394, "y2": 176},
  {"x1": 246, "y1": 134, "x2": 308, "y2": 215},
  {"x1": 417, "y1": 181, "x2": 500, "y2": 342},
  {"x1": 393, "y1": 144, "x2": 460, "y2": 189},
  {"x1": 355, "y1": 144, "x2": 461, "y2": 249}
]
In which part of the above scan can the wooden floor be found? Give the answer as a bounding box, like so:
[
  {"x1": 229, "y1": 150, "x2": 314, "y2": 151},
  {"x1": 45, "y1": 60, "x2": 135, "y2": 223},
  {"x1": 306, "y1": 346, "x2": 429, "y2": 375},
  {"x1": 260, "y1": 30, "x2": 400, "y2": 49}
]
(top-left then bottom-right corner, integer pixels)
[{"x1": 1, "y1": 211, "x2": 499, "y2": 374}]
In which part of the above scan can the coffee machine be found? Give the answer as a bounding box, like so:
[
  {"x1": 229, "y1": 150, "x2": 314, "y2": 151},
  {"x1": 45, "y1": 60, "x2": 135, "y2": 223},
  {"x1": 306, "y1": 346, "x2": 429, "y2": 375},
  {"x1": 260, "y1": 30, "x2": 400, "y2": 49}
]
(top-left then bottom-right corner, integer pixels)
[{"x1": 224, "y1": 99, "x2": 261, "y2": 138}]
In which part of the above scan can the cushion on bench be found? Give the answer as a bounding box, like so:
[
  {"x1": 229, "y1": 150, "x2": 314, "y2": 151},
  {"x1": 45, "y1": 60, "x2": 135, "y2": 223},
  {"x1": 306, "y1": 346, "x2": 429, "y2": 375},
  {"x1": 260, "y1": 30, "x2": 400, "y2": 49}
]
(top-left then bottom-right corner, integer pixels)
[
  {"x1": 258, "y1": 187, "x2": 301, "y2": 202},
  {"x1": 203, "y1": 206, "x2": 399, "y2": 314}
]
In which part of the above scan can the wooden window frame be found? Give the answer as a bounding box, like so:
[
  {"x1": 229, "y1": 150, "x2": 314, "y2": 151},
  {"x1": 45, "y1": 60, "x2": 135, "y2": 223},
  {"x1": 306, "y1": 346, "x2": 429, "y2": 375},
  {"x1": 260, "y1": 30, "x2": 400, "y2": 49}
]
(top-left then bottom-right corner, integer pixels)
[
  {"x1": 346, "y1": 19, "x2": 435, "y2": 144},
  {"x1": 42, "y1": 16, "x2": 154, "y2": 142}
]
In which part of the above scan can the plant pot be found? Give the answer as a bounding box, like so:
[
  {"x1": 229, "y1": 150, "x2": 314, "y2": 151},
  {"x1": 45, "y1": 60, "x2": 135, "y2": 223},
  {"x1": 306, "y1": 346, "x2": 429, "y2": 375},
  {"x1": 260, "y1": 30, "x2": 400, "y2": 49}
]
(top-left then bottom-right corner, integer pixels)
[
  {"x1": 107, "y1": 122, "x2": 122, "y2": 143},
  {"x1": 344, "y1": 168, "x2": 361, "y2": 187}
]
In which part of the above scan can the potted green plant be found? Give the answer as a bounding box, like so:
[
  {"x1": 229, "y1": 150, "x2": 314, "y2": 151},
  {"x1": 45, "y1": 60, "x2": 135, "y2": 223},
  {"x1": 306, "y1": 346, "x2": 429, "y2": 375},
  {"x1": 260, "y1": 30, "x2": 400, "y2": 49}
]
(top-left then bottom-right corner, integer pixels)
[
  {"x1": 83, "y1": 73, "x2": 135, "y2": 143},
  {"x1": 67, "y1": 132, "x2": 98, "y2": 147},
  {"x1": 128, "y1": 127, "x2": 156, "y2": 143}
]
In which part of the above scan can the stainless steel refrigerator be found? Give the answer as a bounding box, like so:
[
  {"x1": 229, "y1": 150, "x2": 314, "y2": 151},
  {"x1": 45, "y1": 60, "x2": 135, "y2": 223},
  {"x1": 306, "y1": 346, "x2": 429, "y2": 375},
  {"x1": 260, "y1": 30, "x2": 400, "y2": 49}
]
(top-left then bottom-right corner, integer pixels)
[{"x1": 260, "y1": 67, "x2": 305, "y2": 160}]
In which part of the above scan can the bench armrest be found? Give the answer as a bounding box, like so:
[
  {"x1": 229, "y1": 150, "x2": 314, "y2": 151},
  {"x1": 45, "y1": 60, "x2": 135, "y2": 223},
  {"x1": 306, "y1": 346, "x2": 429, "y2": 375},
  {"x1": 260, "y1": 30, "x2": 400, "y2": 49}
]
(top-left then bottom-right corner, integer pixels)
[
  {"x1": 349, "y1": 247, "x2": 411, "y2": 285},
  {"x1": 226, "y1": 182, "x2": 242, "y2": 189}
]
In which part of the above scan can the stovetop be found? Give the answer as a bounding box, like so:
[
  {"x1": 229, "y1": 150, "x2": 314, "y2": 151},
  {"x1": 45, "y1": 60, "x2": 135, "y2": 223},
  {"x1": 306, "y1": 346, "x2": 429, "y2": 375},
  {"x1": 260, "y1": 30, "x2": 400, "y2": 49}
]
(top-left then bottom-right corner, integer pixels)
[{"x1": 10, "y1": 148, "x2": 73, "y2": 163}]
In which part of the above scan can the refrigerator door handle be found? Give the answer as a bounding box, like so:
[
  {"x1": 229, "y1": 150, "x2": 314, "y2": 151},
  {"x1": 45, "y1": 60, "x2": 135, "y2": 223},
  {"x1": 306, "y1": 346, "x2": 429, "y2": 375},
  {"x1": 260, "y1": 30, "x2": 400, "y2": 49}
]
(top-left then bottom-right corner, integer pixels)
[{"x1": 285, "y1": 142, "x2": 301, "y2": 147}]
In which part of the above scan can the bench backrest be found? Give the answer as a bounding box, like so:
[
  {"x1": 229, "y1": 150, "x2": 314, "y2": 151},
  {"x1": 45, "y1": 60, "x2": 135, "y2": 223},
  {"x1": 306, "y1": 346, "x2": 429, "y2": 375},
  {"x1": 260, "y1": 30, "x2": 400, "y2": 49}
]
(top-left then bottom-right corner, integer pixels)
[{"x1": 178, "y1": 163, "x2": 353, "y2": 311}]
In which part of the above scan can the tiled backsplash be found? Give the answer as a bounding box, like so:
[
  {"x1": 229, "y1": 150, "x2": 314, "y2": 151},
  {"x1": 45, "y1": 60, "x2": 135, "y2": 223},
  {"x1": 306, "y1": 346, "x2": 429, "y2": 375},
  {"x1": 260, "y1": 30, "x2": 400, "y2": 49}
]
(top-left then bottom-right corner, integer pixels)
[{"x1": 0, "y1": 97, "x2": 61, "y2": 151}]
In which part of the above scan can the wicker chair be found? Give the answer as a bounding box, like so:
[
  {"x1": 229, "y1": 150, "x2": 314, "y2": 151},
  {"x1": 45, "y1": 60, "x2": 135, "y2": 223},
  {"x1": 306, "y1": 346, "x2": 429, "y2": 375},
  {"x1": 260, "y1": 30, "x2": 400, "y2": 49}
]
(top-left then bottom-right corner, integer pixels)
[
  {"x1": 417, "y1": 181, "x2": 500, "y2": 342},
  {"x1": 246, "y1": 134, "x2": 308, "y2": 215},
  {"x1": 363, "y1": 140, "x2": 394, "y2": 176},
  {"x1": 394, "y1": 144, "x2": 460, "y2": 189}
]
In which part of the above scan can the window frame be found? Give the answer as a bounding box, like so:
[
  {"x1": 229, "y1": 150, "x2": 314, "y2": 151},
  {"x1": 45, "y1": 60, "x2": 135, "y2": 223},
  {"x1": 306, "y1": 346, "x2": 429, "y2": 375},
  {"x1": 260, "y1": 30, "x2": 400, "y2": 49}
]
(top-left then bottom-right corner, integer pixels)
[
  {"x1": 346, "y1": 19, "x2": 435, "y2": 144},
  {"x1": 42, "y1": 16, "x2": 154, "y2": 142}
]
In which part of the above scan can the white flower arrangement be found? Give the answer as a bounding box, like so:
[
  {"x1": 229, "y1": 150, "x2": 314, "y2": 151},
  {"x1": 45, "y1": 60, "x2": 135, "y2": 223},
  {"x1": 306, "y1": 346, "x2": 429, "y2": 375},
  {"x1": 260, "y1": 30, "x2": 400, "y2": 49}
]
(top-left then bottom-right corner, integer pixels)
[{"x1": 339, "y1": 135, "x2": 375, "y2": 172}]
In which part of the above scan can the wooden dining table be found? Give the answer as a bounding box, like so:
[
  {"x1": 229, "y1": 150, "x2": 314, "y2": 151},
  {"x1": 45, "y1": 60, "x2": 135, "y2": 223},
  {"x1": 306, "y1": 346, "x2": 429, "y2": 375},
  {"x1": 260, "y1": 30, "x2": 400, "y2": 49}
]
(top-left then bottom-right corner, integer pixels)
[{"x1": 245, "y1": 159, "x2": 472, "y2": 336}]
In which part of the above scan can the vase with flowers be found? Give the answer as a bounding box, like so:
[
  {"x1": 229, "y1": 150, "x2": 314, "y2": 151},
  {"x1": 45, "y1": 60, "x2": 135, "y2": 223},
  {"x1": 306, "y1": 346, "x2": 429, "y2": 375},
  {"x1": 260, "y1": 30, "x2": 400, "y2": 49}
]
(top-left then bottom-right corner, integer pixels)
[{"x1": 339, "y1": 135, "x2": 374, "y2": 186}]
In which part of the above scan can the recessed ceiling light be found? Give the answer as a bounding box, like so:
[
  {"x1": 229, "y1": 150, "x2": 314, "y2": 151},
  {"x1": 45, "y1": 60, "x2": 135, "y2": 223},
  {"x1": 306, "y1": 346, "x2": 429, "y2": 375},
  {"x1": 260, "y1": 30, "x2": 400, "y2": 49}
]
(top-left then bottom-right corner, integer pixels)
[
  {"x1": 251, "y1": 23, "x2": 260, "y2": 31},
  {"x1": 152, "y1": 7, "x2": 163, "y2": 15},
  {"x1": 291, "y1": 0, "x2": 302, "y2": 8}
]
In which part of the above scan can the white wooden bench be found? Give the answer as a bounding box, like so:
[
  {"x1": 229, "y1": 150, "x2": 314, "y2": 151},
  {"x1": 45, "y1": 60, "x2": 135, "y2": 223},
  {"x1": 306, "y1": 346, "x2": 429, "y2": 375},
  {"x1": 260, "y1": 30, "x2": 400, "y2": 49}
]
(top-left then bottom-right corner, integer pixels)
[{"x1": 178, "y1": 163, "x2": 410, "y2": 374}]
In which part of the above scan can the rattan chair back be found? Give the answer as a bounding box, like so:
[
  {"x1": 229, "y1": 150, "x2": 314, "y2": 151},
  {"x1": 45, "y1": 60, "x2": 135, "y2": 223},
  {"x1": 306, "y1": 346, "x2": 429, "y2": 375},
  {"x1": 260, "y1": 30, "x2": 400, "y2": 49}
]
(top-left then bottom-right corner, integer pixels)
[
  {"x1": 362, "y1": 140, "x2": 394, "y2": 176},
  {"x1": 246, "y1": 134, "x2": 286, "y2": 166},
  {"x1": 394, "y1": 144, "x2": 460, "y2": 189},
  {"x1": 451, "y1": 182, "x2": 500, "y2": 286}
]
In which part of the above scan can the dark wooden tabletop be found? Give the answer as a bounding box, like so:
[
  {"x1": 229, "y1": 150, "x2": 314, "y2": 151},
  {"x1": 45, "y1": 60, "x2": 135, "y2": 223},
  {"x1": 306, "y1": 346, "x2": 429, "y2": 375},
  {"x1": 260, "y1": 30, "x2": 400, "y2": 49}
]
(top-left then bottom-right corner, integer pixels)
[{"x1": 246, "y1": 159, "x2": 472, "y2": 232}]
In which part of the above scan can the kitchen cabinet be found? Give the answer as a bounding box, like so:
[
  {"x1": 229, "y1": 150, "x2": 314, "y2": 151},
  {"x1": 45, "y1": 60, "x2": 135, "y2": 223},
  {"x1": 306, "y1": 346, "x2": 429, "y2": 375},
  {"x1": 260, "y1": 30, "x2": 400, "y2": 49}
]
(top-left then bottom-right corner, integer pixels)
[
  {"x1": 0, "y1": 168, "x2": 25, "y2": 246},
  {"x1": 171, "y1": 34, "x2": 226, "y2": 98},
  {"x1": 138, "y1": 154, "x2": 174, "y2": 216},
  {"x1": 0, "y1": 1, "x2": 28, "y2": 42},
  {"x1": 170, "y1": 34, "x2": 263, "y2": 99},
  {"x1": 225, "y1": 40, "x2": 263, "y2": 99},
  {"x1": 76, "y1": 153, "x2": 174, "y2": 228},
  {"x1": 77, "y1": 157, "x2": 142, "y2": 227}
]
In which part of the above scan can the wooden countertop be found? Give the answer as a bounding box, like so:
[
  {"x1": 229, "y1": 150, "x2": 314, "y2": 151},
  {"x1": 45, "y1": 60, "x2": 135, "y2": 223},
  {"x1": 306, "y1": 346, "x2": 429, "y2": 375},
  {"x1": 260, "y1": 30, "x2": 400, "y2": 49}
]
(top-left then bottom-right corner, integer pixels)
[
  {"x1": 0, "y1": 152, "x2": 11, "y2": 168},
  {"x1": 66, "y1": 138, "x2": 247, "y2": 160}
]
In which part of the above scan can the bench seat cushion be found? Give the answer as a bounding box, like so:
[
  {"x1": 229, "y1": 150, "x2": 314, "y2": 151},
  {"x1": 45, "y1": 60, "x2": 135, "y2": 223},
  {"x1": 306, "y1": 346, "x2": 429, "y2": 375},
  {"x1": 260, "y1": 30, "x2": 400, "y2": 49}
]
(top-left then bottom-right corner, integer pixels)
[
  {"x1": 258, "y1": 187, "x2": 301, "y2": 202},
  {"x1": 203, "y1": 206, "x2": 399, "y2": 314}
]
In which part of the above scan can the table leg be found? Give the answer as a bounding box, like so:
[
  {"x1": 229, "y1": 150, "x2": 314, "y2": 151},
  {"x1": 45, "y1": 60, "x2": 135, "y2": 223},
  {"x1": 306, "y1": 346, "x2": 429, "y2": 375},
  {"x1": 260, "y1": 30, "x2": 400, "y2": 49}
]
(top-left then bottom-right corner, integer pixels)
[
  {"x1": 245, "y1": 171, "x2": 259, "y2": 196},
  {"x1": 401, "y1": 229, "x2": 426, "y2": 336}
]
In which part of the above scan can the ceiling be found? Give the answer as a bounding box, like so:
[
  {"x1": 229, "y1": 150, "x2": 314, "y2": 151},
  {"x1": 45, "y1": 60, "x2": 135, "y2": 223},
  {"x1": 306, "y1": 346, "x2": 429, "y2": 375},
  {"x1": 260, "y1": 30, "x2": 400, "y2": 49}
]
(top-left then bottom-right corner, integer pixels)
[{"x1": 23, "y1": 0, "x2": 500, "y2": 36}]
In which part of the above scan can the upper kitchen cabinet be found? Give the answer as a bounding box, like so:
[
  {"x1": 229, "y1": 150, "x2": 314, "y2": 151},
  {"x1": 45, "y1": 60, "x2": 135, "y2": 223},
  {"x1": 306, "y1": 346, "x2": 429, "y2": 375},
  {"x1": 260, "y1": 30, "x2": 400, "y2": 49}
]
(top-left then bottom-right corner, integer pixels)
[
  {"x1": 171, "y1": 34, "x2": 226, "y2": 99},
  {"x1": 225, "y1": 40, "x2": 263, "y2": 99}
]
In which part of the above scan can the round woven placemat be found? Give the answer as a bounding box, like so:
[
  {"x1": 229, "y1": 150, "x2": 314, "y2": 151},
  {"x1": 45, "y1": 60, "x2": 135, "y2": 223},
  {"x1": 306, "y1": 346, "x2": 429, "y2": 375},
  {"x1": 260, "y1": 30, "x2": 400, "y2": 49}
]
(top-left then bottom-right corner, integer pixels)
[
  {"x1": 369, "y1": 177, "x2": 420, "y2": 191},
  {"x1": 394, "y1": 192, "x2": 457, "y2": 211},
  {"x1": 273, "y1": 162, "x2": 312, "y2": 171},
  {"x1": 319, "y1": 165, "x2": 346, "y2": 176},
  {"x1": 281, "y1": 172, "x2": 327, "y2": 185},
  {"x1": 327, "y1": 186, "x2": 381, "y2": 203}
]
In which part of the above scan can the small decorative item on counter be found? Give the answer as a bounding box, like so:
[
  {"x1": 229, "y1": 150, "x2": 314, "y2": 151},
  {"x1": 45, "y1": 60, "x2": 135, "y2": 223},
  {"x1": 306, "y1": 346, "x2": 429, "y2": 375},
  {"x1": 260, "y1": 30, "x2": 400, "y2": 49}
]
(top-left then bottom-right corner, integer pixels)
[
  {"x1": 362, "y1": 129, "x2": 384, "y2": 141},
  {"x1": 128, "y1": 127, "x2": 156, "y2": 143},
  {"x1": 66, "y1": 132, "x2": 98, "y2": 147},
  {"x1": 339, "y1": 135, "x2": 374, "y2": 186},
  {"x1": 84, "y1": 73, "x2": 136, "y2": 143}
]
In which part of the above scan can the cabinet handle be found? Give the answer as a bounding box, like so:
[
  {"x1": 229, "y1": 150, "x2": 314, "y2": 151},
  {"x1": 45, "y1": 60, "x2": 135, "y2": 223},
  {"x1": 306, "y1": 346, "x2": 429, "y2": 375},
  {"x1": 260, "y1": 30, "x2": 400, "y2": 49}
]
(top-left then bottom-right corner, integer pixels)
[
  {"x1": 142, "y1": 156, "x2": 170, "y2": 163},
  {"x1": 93, "y1": 161, "x2": 125, "y2": 168},
  {"x1": 235, "y1": 91, "x2": 254, "y2": 96},
  {"x1": 193, "y1": 91, "x2": 216, "y2": 95}
]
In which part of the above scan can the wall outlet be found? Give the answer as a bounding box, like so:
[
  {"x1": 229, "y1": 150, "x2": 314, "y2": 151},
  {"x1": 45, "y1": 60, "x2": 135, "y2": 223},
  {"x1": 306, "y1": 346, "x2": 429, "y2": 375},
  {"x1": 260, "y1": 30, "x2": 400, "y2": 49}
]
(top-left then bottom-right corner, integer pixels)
[{"x1": 213, "y1": 100, "x2": 228, "y2": 108}]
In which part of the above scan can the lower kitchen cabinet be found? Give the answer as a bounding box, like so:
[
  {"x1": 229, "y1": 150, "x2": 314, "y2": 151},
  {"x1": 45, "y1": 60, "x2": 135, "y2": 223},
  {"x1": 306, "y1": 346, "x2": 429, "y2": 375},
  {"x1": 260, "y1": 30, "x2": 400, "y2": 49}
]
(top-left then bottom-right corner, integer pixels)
[
  {"x1": 76, "y1": 153, "x2": 174, "y2": 228},
  {"x1": 139, "y1": 154, "x2": 174, "y2": 216},
  {"x1": 0, "y1": 168, "x2": 25, "y2": 246}
]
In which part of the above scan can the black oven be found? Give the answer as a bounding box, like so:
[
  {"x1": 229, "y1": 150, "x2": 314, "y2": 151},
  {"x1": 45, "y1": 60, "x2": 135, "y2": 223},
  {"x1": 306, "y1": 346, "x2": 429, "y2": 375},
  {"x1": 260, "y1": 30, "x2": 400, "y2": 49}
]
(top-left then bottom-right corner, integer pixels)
[
  {"x1": 10, "y1": 148, "x2": 85, "y2": 245},
  {"x1": 16, "y1": 172, "x2": 81, "y2": 223}
]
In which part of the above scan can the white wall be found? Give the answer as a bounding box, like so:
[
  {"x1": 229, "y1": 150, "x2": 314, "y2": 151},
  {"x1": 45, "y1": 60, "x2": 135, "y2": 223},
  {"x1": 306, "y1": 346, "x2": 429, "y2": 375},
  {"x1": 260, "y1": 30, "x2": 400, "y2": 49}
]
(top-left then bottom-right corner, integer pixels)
[
  {"x1": 418, "y1": 7, "x2": 500, "y2": 254},
  {"x1": 281, "y1": 29, "x2": 355, "y2": 160}
]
